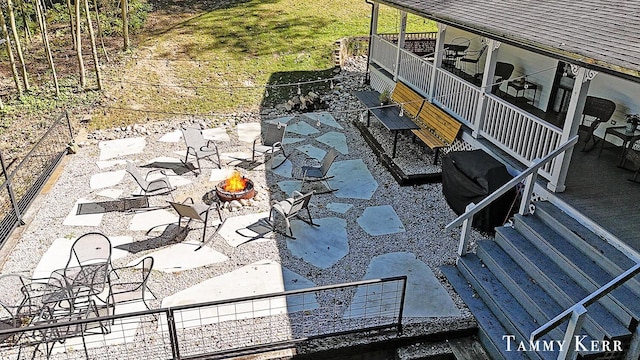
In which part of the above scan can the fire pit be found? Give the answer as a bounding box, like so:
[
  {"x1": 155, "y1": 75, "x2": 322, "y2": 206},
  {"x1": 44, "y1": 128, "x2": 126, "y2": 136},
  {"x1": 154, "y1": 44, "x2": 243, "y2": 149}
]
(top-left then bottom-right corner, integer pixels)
[{"x1": 215, "y1": 171, "x2": 256, "y2": 202}]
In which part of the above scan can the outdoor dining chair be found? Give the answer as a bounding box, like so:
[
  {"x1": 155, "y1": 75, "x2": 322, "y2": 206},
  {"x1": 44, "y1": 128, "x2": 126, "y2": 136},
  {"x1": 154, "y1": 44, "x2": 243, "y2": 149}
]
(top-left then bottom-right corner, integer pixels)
[
  {"x1": 107, "y1": 256, "x2": 155, "y2": 311},
  {"x1": 578, "y1": 96, "x2": 616, "y2": 151},
  {"x1": 299, "y1": 147, "x2": 339, "y2": 194},
  {"x1": 251, "y1": 122, "x2": 289, "y2": 169},
  {"x1": 0, "y1": 273, "x2": 47, "y2": 352},
  {"x1": 181, "y1": 126, "x2": 221, "y2": 175},
  {"x1": 268, "y1": 191, "x2": 318, "y2": 239},
  {"x1": 459, "y1": 43, "x2": 487, "y2": 76},
  {"x1": 126, "y1": 161, "x2": 176, "y2": 201},
  {"x1": 169, "y1": 197, "x2": 224, "y2": 244}
]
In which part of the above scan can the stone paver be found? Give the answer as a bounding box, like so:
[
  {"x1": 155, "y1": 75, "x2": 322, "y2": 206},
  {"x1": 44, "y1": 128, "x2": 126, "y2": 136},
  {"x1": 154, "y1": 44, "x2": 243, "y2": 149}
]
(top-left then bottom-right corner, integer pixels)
[{"x1": 357, "y1": 205, "x2": 405, "y2": 236}]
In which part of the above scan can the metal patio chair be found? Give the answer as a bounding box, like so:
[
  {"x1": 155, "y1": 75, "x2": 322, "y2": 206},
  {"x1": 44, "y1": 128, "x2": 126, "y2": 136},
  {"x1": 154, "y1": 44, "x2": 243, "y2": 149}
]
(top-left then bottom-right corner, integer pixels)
[
  {"x1": 268, "y1": 191, "x2": 318, "y2": 239},
  {"x1": 169, "y1": 197, "x2": 224, "y2": 244},
  {"x1": 300, "y1": 147, "x2": 339, "y2": 194},
  {"x1": 107, "y1": 256, "x2": 155, "y2": 311},
  {"x1": 251, "y1": 122, "x2": 289, "y2": 169},
  {"x1": 126, "y1": 161, "x2": 176, "y2": 201},
  {"x1": 181, "y1": 126, "x2": 221, "y2": 175}
]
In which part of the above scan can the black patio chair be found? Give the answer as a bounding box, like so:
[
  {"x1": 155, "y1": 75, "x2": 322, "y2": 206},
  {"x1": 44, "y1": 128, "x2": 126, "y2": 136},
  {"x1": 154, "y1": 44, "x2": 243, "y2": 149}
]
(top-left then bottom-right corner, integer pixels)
[
  {"x1": 579, "y1": 96, "x2": 616, "y2": 151},
  {"x1": 107, "y1": 256, "x2": 155, "y2": 311}
]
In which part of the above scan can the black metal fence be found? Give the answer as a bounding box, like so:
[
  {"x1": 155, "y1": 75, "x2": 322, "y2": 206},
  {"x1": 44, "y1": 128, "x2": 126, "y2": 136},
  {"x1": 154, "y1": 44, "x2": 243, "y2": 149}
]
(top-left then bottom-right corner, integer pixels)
[
  {"x1": 0, "y1": 276, "x2": 407, "y2": 359},
  {"x1": 0, "y1": 112, "x2": 73, "y2": 248}
]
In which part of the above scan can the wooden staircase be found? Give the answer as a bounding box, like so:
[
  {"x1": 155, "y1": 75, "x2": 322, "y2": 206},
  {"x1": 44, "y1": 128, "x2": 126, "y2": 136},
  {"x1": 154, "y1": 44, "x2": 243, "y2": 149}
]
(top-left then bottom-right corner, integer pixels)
[{"x1": 442, "y1": 201, "x2": 640, "y2": 360}]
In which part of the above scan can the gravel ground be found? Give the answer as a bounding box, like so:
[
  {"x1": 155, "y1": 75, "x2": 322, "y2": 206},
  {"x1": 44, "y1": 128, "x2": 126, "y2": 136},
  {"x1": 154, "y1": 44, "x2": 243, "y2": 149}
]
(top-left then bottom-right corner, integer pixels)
[{"x1": 0, "y1": 56, "x2": 487, "y2": 357}]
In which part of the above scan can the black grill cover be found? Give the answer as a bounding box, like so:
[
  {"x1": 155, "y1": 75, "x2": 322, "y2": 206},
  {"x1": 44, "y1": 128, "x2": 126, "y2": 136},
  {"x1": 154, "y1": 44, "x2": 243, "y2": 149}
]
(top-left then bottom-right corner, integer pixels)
[{"x1": 442, "y1": 150, "x2": 516, "y2": 232}]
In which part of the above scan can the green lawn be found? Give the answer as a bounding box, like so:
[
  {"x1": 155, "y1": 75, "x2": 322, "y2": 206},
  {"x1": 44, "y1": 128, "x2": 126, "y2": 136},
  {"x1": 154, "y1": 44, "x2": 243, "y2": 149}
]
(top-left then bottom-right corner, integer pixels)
[
  {"x1": 90, "y1": 0, "x2": 435, "y2": 128},
  {"x1": 0, "y1": 0, "x2": 433, "y2": 129}
]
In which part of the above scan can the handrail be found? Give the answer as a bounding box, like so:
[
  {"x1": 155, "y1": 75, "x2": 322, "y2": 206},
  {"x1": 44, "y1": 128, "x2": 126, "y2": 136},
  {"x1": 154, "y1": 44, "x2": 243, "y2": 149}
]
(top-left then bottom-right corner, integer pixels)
[
  {"x1": 530, "y1": 262, "x2": 640, "y2": 342},
  {"x1": 445, "y1": 135, "x2": 578, "y2": 231}
]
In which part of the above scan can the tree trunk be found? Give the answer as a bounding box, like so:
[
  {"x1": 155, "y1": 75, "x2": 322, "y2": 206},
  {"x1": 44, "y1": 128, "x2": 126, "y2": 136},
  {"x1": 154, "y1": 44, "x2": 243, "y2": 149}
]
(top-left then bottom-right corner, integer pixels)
[
  {"x1": 18, "y1": 0, "x2": 31, "y2": 44},
  {"x1": 0, "y1": 3, "x2": 22, "y2": 96},
  {"x1": 121, "y1": 0, "x2": 129, "y2": 50},
  {"x1": 66, "y1": 0, "x2": 75, "y2": 48},
  {"x1": 6, "y1": 0, "x2": 29, "y2": 91},
  {"x1": 35, "y1": 0, "x2": 59, "y2": 95},
  {"x1": 75, "y1": 0, "x2": 85, "y2": 88},
  {"x1": 84, "y1": 0, "x2": 101, "y2": 89},
  {"x1": 93, "y1": 0, "x2": 109, "y2": 62}
]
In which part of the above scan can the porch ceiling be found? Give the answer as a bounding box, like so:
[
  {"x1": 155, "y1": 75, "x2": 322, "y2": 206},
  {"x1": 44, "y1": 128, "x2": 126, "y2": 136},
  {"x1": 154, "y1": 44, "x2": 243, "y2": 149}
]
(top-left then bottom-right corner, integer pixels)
[{"x1": 375, "y1": 0, "x2": 640, "y2": 82}]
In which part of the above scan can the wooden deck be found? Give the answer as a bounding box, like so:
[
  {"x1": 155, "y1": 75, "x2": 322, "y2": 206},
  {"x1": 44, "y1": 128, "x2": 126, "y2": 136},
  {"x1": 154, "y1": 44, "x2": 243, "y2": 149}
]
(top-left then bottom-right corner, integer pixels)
[{"x1": 556, "y1": 137, "x2": 640, "y2": 253}]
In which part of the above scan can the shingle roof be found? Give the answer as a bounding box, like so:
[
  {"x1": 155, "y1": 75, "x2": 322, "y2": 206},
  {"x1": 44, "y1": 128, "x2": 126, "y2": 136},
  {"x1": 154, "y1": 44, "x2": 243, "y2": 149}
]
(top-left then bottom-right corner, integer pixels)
[{"x1": 377, "y1": 0, "x2": 640, "y2": 81}]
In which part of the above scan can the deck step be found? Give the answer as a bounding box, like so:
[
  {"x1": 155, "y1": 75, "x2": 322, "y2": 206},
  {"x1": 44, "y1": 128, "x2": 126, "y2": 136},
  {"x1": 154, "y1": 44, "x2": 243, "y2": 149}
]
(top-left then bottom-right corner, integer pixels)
[
  {"x1": 495, "y1": 226, "x2": 632, "y2": 341},
  {"x1": 533, "y1": 201, "x2": 640, "y2": 295},
  {"x1": 448, "y1": 337, "x2": 491, "y2": 360},
  {"x1": 442, "y1": 266, "x2": 530, "y2": 360},
  {"x1": 476, "y1": 241, "x2": 571, "y2": 335},
  {"x1": 514, "y1": 213, "x2": 640, "y2": 329},
  {"x1": 454, "y1": 257, "x2": 558, "y2": 360}
]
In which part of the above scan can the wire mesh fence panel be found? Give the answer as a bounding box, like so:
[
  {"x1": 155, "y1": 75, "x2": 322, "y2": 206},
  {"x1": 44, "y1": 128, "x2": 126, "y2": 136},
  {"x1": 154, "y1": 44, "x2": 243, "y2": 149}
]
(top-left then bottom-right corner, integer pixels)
[
  {"x1": 0, "y1": 113, "x2": 72, "y2": 249},
  {"x1": 0, "y1": 277, "x2": 406, "y2": 360}
]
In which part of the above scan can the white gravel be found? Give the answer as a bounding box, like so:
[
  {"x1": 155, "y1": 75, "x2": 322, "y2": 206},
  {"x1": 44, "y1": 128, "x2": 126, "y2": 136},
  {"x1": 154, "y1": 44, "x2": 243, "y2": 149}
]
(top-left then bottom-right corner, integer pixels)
[{"x1": 0, "y1": 56, "x2": 487, "y2": 357}]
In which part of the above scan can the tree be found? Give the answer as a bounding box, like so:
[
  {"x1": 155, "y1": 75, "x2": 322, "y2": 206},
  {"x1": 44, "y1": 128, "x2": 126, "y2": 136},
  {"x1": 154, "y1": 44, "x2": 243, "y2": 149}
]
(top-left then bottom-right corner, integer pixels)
[
  {"x1": 0, "y1": 2, "x2": 22, "y2": 96},
  {"x1": 75, "y1": 0, "x2": 85, "y2": 88},
  {"x1": 6, "y1": 0, "x2": 29, "y2": 91},
  {"x1": 34, "y1": 0, "x2": 59, "y2": 95},
  {"x1": 83, "y1": 0, "x2": 101, "y2": 89},
  {"x1": 66, "y1": 0, "x2": 75, "y2": 48},
  {"x1": 122, "y1": 0, "x2": 129, "y2": 50},
  {"x1": 93, "y1": 0, "x2": 109, "y2": 62}
]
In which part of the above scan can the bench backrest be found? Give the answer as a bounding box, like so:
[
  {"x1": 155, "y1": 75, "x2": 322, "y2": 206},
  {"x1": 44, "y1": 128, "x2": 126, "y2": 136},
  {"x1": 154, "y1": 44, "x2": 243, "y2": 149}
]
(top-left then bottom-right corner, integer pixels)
[
  {"x1": 391, "y1": 82, "x2": 425, "y2": 119},
  {"x1": 418, "y1": 101, "x2": 462, "y2": 144}
]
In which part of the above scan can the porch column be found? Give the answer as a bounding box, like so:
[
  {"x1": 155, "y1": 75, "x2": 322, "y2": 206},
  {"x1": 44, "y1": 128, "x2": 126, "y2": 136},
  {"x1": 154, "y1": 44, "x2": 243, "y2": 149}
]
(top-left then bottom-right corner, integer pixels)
[
  {"x1": 547, "y1": 66, "x2": 595, "y2": 192},
  {"x1": 393, "y1": 11, "x2": 407, "y2": 81},
  {"x1": 427, "y1": 23, "x2": 446, "y2": 101},
  {"x1": 472, "y1": 39, "x2": 500, "y2": 138},
  {"x1": 367, "y1": 2, "x2": 380, "y2": 79}
]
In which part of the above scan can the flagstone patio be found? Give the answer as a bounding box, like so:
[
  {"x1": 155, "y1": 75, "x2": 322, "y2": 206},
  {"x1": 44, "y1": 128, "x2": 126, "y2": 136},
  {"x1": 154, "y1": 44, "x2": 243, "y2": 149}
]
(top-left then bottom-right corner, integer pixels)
[{"x1": 0, "y1": 111, "x2": 478, "y2": 357}]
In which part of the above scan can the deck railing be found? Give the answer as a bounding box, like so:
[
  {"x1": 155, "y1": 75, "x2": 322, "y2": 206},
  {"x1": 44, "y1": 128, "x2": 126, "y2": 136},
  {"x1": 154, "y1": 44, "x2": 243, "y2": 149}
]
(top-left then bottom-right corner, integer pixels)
[
  {"x1": 530, "y1": 263, "x2": 640, "y2": 360},
  {"x1": 370, "y1": 35, "x2": 398, "y2": 75},
  {"x1": 0, "y1": 277, "x2": 407, "y2": 360},
  {"x1": 481, "y1": 96, "x2": 563, "y2": 178},
  {"x1": 368, "y1": 35, "x2": 563, "y2": 181},
  {"x1": 433, "y1": 68, "x2": 481, "y2": 127},
  {"x1": 397, "y1": 49, "x2": 433, "y2": 94}
]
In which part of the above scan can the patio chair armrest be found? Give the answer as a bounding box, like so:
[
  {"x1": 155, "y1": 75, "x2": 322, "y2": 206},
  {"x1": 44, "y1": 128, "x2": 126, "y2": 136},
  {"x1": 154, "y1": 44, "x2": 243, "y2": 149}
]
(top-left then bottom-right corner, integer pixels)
[
  {"x1": 291, "y1": 191, "x2": 304, "y2": 198},
  {"x1": 271, "y1": 203, "x2": 287, "y2": 217},
  {"x1": 181, "y1": 197, "x2": 195, "y2": 205},
  {"x1": 144, "y1": 168, "x2": 168, "y2": 180},
  {"x1": 201, "y1": 141, "x2": 218, "y2": 152}
]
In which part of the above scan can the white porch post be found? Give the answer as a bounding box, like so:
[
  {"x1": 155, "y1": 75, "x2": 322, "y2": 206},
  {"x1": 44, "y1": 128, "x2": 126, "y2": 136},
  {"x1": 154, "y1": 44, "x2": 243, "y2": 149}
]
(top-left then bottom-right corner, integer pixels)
[
  {"x1": 428, "y1": 23, "x2": 446, "y2": 101},
  {"x1": 393, "y1": 11, "x2": 407, "y2": 81},
  {"x1": 547, "y1": 66, "x2": 595, "y2": 192},
  {"x1": 472, "y1": 39, "x2": 500, "y2": 138},
  {"x1": 368, "y1": 2, "x2": 380, "y2": 73}
]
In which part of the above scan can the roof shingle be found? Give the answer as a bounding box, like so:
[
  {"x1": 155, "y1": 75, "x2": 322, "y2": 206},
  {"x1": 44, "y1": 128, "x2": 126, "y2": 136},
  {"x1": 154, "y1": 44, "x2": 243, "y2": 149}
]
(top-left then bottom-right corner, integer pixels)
[{"x1": 378, "y1": 0, "x2": 640, "y2": 80}]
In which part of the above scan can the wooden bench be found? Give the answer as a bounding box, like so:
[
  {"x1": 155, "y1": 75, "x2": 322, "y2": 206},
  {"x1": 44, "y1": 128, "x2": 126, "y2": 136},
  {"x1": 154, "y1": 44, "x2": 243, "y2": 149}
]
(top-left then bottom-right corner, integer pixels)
[{"x1": 412, "y1": 101, "x2": 462, "y2": 164}]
